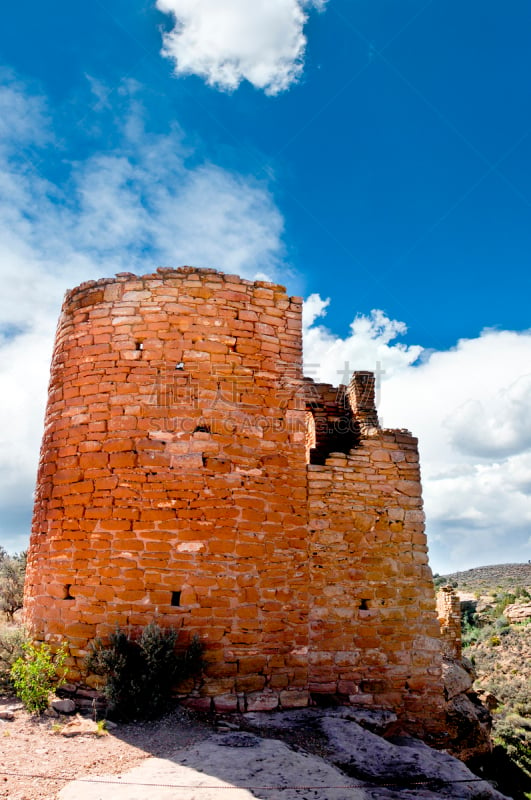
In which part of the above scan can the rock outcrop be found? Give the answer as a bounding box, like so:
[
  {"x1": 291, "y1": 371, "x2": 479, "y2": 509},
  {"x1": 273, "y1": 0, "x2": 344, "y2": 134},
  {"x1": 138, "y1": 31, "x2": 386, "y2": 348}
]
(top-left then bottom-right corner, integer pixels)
[{"x1": 504, "y1": 602, "x2": 531, "y2": 623}]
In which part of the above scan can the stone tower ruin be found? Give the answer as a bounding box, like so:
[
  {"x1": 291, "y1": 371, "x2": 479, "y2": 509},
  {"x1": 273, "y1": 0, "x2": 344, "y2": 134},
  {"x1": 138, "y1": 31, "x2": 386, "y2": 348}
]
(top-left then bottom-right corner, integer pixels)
[{"x1": 25, "y1": 267, "x2": 445, "y2": 734}]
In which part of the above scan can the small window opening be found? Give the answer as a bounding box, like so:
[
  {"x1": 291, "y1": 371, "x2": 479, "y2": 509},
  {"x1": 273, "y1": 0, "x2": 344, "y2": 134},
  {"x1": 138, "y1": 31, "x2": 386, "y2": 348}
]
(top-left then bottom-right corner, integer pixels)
[
  {"x1": 194, "y1": 424, "x2": 211, "y2": 433},
  {"x1": 64, "y1": 584, "x2": 74, "y2": 600},
  {"x1": 359, "y1": 598, "x2": 370, "y2": 610},
  {"x1": 171, "y1": 591, "x2": 181, "y2": 607},
  {"x1": 135, "y1": 341, "x2": 144, "y2": 351}
]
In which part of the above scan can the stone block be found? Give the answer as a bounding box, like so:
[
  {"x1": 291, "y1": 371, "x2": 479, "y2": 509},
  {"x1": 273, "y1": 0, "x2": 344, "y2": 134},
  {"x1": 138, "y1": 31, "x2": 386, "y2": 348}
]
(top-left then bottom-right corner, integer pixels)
[
  {"x1": 200, "y1": 678, "x2": 236, "y2": 696},
  {"x1": 235, "y1": 675, "x2": 266, "y2": 693},
  {"x1": 279, "y1": 690, "x2": 310, "y2": 708},
  {"x1": 245, "y1": 691, "x2": 279, "y2": 712},
  {"x1": 181, "y1": 697, "x2": 213, "y2": 712},
  {"x1": 212, "y1": 694, "x2": 240, "y2": 713},
  {"x1": 51, "y1": 698, "x2": 76, "y2": 715},
  {"x1": 309, "y1": 682, "x2": 337, "y2": 694}
]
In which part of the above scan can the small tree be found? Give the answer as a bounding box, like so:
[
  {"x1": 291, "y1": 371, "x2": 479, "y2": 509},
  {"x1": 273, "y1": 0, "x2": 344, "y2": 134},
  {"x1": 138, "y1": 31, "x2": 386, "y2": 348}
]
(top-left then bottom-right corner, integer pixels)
[
  {"x1": 0, "y1": 626, "x2": 27, "y2": 693},
  {"x1": 0, "y1": 550, "x2": 26, "y2": 621}
]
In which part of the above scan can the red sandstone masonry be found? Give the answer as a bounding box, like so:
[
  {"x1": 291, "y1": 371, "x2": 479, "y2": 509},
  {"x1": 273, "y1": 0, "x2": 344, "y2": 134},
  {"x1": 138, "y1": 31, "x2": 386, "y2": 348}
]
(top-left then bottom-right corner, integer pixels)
[
  {"x1": 25, "y1": 267, "x2": 445, "y2": 731},
  {"x1": 436, "y1": 585, "x2": 462, "y2": 659},
  {"x1": 307, "y1": 432, "x2": 444, "y2": 736}
]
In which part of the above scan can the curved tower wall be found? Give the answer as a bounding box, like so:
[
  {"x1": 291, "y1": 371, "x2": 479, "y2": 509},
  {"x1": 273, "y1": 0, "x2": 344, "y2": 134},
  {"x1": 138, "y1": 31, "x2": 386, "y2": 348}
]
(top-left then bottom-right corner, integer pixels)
[{"x1": 25, "y1": 268, "x2": 310, "y2": 708}]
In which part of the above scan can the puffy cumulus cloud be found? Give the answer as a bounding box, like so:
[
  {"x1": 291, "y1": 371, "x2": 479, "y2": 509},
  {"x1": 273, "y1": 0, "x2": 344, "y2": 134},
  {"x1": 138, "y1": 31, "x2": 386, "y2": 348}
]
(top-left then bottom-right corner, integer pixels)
[
  {"x1": 303, "y1": 302, "x2": 531, "y2": 572},
  {"x1": 302, "y1": 292, "x2": 329, "y2": 328},
  {"x1": 302, "y1": 295, "x2": 422, "y2": 382},
  {"x1": 387, "y1": 332, "x2": 531, "y2": 571},
  {"x1": 0, "y1": 76, "x2": 288, "y2": 551},
  {"x1": 156, "y1": 0, "x2": 326, "y2": 94}
]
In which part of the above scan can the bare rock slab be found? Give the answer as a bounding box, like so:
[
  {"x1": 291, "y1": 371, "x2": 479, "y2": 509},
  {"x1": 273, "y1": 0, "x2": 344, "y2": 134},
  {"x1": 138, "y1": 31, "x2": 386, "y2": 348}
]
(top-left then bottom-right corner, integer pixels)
[
  {"x1": 244, "y1": 709, "x2": 509, "y2": 800},
  {"x1": 319, "y1": 716, "x2": 508, "y2": 800},
  {"x1": 57, "y1": 722, "x2": 511, "y2": 800},
  {"x1": 57, "y1": 734, "x2": 367, "y2": 800}
]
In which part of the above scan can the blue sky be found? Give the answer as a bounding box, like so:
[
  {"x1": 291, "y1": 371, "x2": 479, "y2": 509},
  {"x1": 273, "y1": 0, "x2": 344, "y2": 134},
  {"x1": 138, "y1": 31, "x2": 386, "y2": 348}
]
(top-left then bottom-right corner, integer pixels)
[{"x1": 1, "y1": 0, "x2": 531, "y2": 572}]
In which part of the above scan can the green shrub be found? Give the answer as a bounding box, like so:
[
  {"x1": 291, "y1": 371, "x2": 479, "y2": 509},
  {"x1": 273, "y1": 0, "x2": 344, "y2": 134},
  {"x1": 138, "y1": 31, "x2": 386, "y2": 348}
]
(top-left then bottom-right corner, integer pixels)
[
  {"x1": 86, "y1": 623, "x2": 203, "y2": 720},
  {"x1": 462, "y1": 619, "x2": 480, "y2": 647},
  {"x1": 11, "y1": 641, "x2": 67, "y2": 713},
  {"x1": 0, "y1": 625, "x2": 27, "y2": 693},
  {"x1": 494, "y1": 592, "x2": 516, "y2": 618},
  {"x1": 495, "y1": 716, "x2": 531, "y2": 776}
]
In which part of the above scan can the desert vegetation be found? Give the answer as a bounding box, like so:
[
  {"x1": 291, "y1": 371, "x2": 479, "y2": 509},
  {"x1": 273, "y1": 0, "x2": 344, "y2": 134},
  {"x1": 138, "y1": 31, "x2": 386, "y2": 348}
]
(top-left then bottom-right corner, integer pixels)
[
  {"x1": 0, "y1": 550, "x2": 204, "y2": 720},
  {"x1": 437, "y1": 563, "x2": 531, "y2": 798},
  {"x1": 0, "y1": 547, "x2": 25, "y2": 621},
  {"x1": 86, "y1": 624, "x2": 204, "y2": 720},
  {"x1": 0, "y1": 548, "x2": 27, "y2": 694}
]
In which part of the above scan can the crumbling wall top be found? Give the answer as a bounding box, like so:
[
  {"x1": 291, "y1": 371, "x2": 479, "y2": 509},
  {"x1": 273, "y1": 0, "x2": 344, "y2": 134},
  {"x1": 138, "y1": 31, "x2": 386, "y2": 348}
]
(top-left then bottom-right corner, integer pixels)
[{"x1": 62, "y1": 267, "x2": 302, "y2": 314}]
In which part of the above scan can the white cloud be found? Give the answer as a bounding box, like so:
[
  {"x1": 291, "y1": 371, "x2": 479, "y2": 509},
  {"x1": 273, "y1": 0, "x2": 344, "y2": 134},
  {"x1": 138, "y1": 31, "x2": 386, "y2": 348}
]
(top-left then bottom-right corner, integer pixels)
[
  {"x1": 156, "y1": 0, "x2": 326, "y2": 94},
  {"x1": 447, "y1": 373, "x2": 531, "y2": 459},
  {"x1": 0, "y1": 73, "x2": 51, "y2": 151},
  {"x1": 383, "y1": 332, "x2": 531, "y2": 571},
  {"x1": 303, "y1": 300, "x2": 531, "y2": 572},
  {"x1": 302, "y1": 299, "x2": 422, "y2": 383},
  {"x1": 302, "y1": 292, "x2": 329, "y2": 328},
  {"x1": 0, "y1": 76, "x2": 288, "y2": 552}
]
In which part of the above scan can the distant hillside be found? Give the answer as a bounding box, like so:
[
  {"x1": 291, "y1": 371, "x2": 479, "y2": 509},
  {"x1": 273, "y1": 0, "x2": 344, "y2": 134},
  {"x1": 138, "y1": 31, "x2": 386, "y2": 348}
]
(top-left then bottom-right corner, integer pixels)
[{"x1": 435, "y1": 563, "x2": 531, "y2": 594}]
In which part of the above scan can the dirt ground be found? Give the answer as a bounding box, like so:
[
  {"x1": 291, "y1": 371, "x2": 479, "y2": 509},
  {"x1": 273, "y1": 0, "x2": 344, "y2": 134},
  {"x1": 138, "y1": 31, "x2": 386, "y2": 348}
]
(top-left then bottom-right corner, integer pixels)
[{"x1": 0, "y1": 696, "x2": 218, "y2": 800}]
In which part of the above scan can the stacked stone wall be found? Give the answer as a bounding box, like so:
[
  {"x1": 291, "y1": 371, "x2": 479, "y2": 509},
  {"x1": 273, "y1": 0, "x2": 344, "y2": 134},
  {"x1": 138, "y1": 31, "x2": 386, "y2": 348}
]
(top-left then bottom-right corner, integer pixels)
[
  {"x1": 25, "y1": 268, "x2": 309, "y2": 711},
  {"x1": 25, "y1": 266, "x2": 446, "y2": 729},
  {"x1": 436, "y1": 586, "x2": 462, "y2": 659},
  {"x1": 306, "y1": 374, "x2": 444, "y2": 735},
  {"x1": 307, "y1": 432, "x2": 444, "y2": 735}
]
